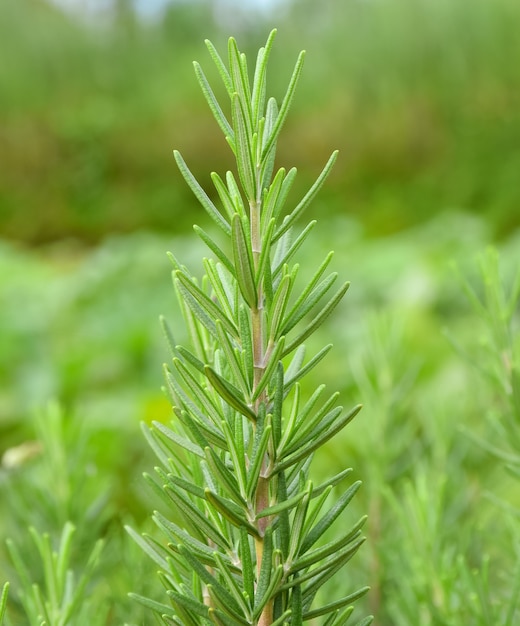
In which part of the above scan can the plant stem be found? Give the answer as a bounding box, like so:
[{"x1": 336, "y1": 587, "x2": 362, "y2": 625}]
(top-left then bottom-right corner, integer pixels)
[{"x1": 250, "y1": 189, "x2": 274, "y2": 624}]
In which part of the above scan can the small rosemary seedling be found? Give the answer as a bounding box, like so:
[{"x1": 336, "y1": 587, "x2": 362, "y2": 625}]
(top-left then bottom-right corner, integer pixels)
[{"x1": 129, "y1": 30, "x2": 372, "y2": 626}]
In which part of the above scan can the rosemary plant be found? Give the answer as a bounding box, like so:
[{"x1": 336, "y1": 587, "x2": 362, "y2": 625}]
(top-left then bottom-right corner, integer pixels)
[{"x1": 130, "y1": 30, "x2": 372, "y2": 626}]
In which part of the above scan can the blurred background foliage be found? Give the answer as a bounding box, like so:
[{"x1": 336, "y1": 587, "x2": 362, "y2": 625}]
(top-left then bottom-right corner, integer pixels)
[
  {"x1": 1, "y1": 0, "x2": 520, "y2": 243},
  {"x1": 1, "y1": 0, "x2": 520, "y2": 623}
]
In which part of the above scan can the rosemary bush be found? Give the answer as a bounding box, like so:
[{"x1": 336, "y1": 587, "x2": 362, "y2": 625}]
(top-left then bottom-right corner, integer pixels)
[{"x1": 129, "y1": 31, "x2": 372, "y2": 626}]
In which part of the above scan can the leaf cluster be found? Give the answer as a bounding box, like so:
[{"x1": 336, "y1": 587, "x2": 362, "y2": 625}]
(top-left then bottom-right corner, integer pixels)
[{"x1": 130, "y1": 31, "x2": 371, "y2": 625}]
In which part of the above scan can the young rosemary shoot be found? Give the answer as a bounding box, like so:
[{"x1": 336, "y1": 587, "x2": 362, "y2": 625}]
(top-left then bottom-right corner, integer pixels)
[{"x1": 129, "y1": 30, "x2": 372, "y2": 626}]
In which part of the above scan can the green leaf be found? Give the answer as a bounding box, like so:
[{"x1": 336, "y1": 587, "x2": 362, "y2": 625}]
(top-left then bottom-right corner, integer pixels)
[
  {"x1": 193, "y1": 61, "x2": 234, "y2": 146},
  {"x1": 271, "y1": 609, "x2": 293, "y2": 626},
  {"x1": 290, "y1": 518, "x2": 366, "y2": 573},
  {"x1": 152, "y1": 420, "x2": 205, "y2": 459},
  {"x1": 168, "y1": 590, "x2": 210, "y2": 620},
  {"x1": 255, "y1": 217, "x2": 276, "y2": 286},
  {"x1": 204, "y1": 365, "x2": 256, "y2": 422},
  {"x1": 269, "y1": 273, "x2": 293, "y2": 341},
  {"x1": 253, "y1": 526, "x2": 274, "y2": 612},
  {"x1": 277, "y1": 405, "x2": 362, "y2": 472},
  {"x1": 205, "y1": 446, "x2": 246, "y2": 506},
  {"x1": 246, "y1": 421, "x2": 272, "y2": 501},
  {"x1": 125, "y1": 526, "x2": 170, "y2": 571},
  {"x1": 256, "y1": 489, "x2": 309, "y2": 520},
  {"x1": 285, "y1": 538, "x2": 366, "y2": 595},
  {"x1": 226, "y1": 170, "x2": 247, "y2": 217},
  {"x1": 174, "y1": 150, "x2": 231, "y2": 234},
  {"x1": 303, "y1": 586, "x2": 370, "y2": 620},
  {"x1": 228, "y1": 38, "x2": 253, "y2": 133},
  {"x1": 175, "y1": 270, "x2": 238, "y2": 339},
  {"x1": 312, "y1": 469, "x2": 355, "y2": 499},
  {"x1": 301, "y1": 481, "x2": 362, "y2": 554},
  {"x1": 272, "y1": 166, "x2": 298, "y2": 224},
  {"x1": 194, "y1": 226, "x2": 235, "y2": 275},
  {"x1": 221, "y1": 419, "x2": 247, "y2": 500},
  {"x1": 283, "y1": 282, "x2": 350, "y2": 356},
  {"x1": 261, "y1": 50, "x2": 305, "y2": 162},
  {"x1": 284, "y1": 344, "x2": 333, "y2": 392},
  {"x1": 282, "y1": 271, "x2": 338, "y2": 335},
  {"x1": 251, "y1": 29, "x2": 277, "y2": 126},
  {"x1": 273, "y1": 151, "x2": 338, "y2": 242},
  {"x1": 205, "y1": 489, "x2": 260, "y2": 537},
  {"x1": 271, "y1": 361, "x2": 285, "y2": 448},
  {"x1": 251, "y1": 337, "x2": 285, "y2": 403},
  {"x1": 211, "y1": 172, "x2": 240, "y2": 222},
  {"x1": 287, "y1": 484, "x2": 312, "y2": 563},
  {"x1": 254, "y1": 564, "x2": 284, "y2": 621},
  {"x1": 204, "y1": 38, "x2": 233, "y2": 94},
  {"x1": 239, "y1": 527, "x2": 255, "y2": 602},
  {"x1": 178, "y1": 546, "x2": 245, "y2": 621},
  {"x1": 153, "y1": 512, "x2": 237, "y2": 571},
  {"x1": 280, "y1": 385, "x2": 331, "y2": 451},
  {"x1": 214, "y1": 552, "x2": 253, "y2": 619},
  {"x1": 291, "y1": 576, "x2": 303, "y2": 624},
  {"x1": 232, "y1": 213, "x2": 257, "y2": 307},
  {"x1": 231, "y1": 94, "x2": 256, "y2": 200},
  {"x1": 328, "y1": 607, "x2": 354, "y2": 626},
  {"x1": 165, "y1": 482, "x2": 231, "y2": 550},
  {"x1": 215, "y1": 319, "x2": 251, "y2": 397},
  {"x1": 172, "y1": 358, "x2": 223, "y2": 427},
  {"x1": 129, "y1": 592, "x2": 176, "y2": 618},
  {"x1": 238, "y1": 304, "x2": 254, "y2": 383},
  {"x1": 273, "y1": 220, "x2": 317, "y2": 279}
]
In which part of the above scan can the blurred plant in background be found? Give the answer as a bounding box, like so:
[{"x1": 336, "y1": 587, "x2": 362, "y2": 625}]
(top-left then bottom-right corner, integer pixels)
[{"x1": 1, "y1": 0, "x2": 520, "y2": 242}]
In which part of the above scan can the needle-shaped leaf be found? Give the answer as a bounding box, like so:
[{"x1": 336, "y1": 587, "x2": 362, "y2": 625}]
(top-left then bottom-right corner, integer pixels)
[
  {"x1": 283, "y1": 282, "x2": 350, "y2": 356},
  {"x1": 273, "y1": 220, "x2": 317, "y2": 279},
  {"x1": 205, "y1": 490, "x2": 259, "y2": 537},
  {"x1": 289, "y1": 524, "x2": 366, "y2": 574},
  {"x1": 261, "y1": 167, "x2": 286, "y2": 229},
  {"x1": 205, "y1": 38, "x2": 233, "y2": 95},
  {"x1": 204, "y1": 446, "x2": 246, "y2": 506},
  {"x1": 261, "y1": 50, "x2": 305, "y2": 162},
  {"x1": 282, "y1": 272, "x2": 338, "y2": 336},
  {"x1": 283, "y1": 344, "x2": 332, "y2": 391},
  {"x1": 251, "y1": 337, "x2": 285, "y2": 403},
  {"x1": 175, "y1": 270, "x2": 238, "y2": 339},
  {"x1": 177, "y1": 545, "x2": 244, "y2": 619},
  {"x1": 273, "y1": 150, "x2": 338, "y2": 242},
  {"x1": 301, "y1": 481, "x2": 362, "y2": 554},
  {"x1": 276, "y1": 405, "x2": 362, "y2": 473},
  {"x1": 252, "y1": 29, "x2": 277, "y2": 126},
  {"x1": 232, "y1": 213, "x2": 257, "y2": 308},
  {"x1": 239, "y1": 527, "x2": 255, "y2": 602},
  {"x1": 174, "y1": 150, "x2": 231, "y2": 235},
  {"x1": 246, "y1": 422, "x2": 272, "y2": 500},
  {"x1": 152, "y1": 420, "x2": 205, "y2": 459},
  {"x1": 194, "y1": 226, "x2": 235, "y2": 276},
  {"x1": 165, "y1": 482, "x2": 231, "y2": 550},
  {"x1": 204, "y1": 365, "x2": 256, "y2": 422},
  {"x1": 231, "y1": 94, "x2": 256, "y2": 200},
  {"x1": 303, "y1": 586, "x2": 370, "y2": 620},
  {"x1": 269, "y1": 274, "x2": 293, "y2": 341},
  {"x1": 228, "y1": 38, "x2": 253, "y2": 133},
  {"x1": 193, "y1": 61, "x2": 234, "y2": 146},
  {"x1": 211, "y1": 172, "x2": 239, "y2": 222},
  {"x1": 256, "y1": 489, "x2": 309, "y2": 520}
]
